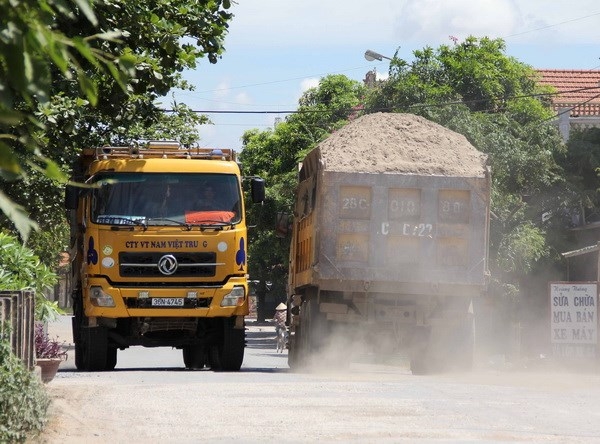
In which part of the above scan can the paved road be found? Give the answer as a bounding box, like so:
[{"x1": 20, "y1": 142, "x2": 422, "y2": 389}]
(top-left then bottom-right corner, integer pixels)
[{"x1": 36, "y1": 316, "x2": 600, "y2": 443}]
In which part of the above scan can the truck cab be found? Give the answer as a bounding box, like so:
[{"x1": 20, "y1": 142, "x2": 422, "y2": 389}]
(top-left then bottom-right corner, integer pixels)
[{"x1": 66, "y1": 142, "x2": 265, "y2": 371}]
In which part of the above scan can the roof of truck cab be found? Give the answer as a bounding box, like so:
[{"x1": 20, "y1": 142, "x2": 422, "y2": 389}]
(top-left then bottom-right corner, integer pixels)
[{"x1": 87, "y1": 157, "x2": 241, "y2": 175}]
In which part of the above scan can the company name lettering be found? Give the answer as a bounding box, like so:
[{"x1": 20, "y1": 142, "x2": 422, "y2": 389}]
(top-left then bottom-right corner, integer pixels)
[{"x1": 125, "y1": 240, "x2": 199, "y2": 249}]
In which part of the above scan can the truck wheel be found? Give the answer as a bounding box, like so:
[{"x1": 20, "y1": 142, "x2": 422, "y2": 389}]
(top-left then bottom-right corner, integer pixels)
[
  {"x1": 183, "y1": 345, "x2": 206, "y2": 369},
  {"x1": 81, "y1": 326, "x2": 109, "y2": 371},
  {"x1": 296, "y1": 291, "x2": 327, "y2": 367},
  {"x1": 287, "y1": 326, "x2": 301, "y2": 370},
  {"x1": 72, "y1": 291, "x2": 84, "y2": 370},
  {"x1": 209, "y1": 318, "x2": 245, "y2": 371},
  {"x1": 72, "y1": 316, "x2": 84, "y2": 371}
]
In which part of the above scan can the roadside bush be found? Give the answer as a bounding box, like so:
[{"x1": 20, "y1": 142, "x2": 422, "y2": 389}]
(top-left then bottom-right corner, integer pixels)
[
  {"x1": 0, "y1": 232, "x2": 62, "y2": 321},
  {"x1": 0, "y1": 326, "x2": 49, "y2": 442}
]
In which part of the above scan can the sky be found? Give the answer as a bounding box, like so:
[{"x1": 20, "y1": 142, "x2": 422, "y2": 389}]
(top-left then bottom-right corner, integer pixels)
[{"x1": 167, "y1": 0, "x2": 600, "y2": 151}]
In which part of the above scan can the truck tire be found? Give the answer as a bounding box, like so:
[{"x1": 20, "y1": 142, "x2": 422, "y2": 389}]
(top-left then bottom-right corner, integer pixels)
[
  {"x1": 80, "y1": 325, "x2": 109, "y2": 371},
  {"x1": 72, "y1": 315, "x2": 84, "y2": 371},
  {"x1": 72, "y1": 290, "x2": 84, "y2": 370},
  {"x1": 287, "y1": 325, "x2": 301, "y2": 370},
  {"x1": 183, "y1": 345, "x2": 206, "y2": 369},
  {"x1": 209, "y1": 318, "x2": 245, "y2": 371},
  {"x1": 288, "y1": 289, "x2": 330, "y2": 370}
]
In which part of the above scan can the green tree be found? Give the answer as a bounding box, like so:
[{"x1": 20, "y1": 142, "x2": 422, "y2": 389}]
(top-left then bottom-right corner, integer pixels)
[
  {"x1": 560, "y1": 127, "x2": 600, "y2": 225},
  {"x1": 0, "y1": 232, "x2": 60, "y2": 320},
  {"x1": 1, "y1": 0, "x2": 135, "y2": 240},
  {"x1": 1, "y1": 0, "x2": 232, "y2": 266}
]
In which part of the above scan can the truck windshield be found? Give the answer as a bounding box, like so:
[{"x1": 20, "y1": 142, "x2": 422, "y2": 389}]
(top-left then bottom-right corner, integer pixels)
[{"x1": 90, "y1": 173, "x2": 242, "y2": 226}]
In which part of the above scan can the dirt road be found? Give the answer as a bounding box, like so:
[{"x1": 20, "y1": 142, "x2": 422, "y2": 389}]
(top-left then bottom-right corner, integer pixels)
[{"x1": 33, "y1": 316, "x2": 600, "y2": 443}]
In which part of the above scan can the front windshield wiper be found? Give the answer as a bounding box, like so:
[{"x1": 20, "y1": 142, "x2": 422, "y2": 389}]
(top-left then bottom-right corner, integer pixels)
[
  {"x1": 188, "y1": 220, "x2": 236, "y2": 231},
  {"x1": 136, "y1": 217, "x2": 235, "y2": 231},
  {"x1": 145, "y1": 217, "x2": 194, "y2": 230}
]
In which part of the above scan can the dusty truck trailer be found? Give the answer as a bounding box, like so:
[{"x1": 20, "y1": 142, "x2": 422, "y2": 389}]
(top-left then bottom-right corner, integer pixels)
[{"x1": 286, "y1": 113, "x2": 491, "y2": 373}]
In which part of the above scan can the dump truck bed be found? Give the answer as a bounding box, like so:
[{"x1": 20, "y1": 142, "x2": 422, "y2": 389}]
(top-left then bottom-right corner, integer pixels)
[
  {"x1": 289, "y1": 113, "x2": 490, "y2": 298},
  {"x1": 291, "y1": 169, "x2": 490, "y2": 297}
]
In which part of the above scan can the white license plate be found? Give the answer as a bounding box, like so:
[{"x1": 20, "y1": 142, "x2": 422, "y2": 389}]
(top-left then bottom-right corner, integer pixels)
[{"x1": 151, "y1": 298, "x2": 184, "y2": 307}]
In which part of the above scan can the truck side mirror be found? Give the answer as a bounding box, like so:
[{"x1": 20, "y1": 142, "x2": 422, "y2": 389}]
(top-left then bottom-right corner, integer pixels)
[
  {"x1": 251, "y1": 178, "x2": 265, "y2": 203},
  {"x1": 65, "y1": 184, "x2": 79, "y2": 210}
]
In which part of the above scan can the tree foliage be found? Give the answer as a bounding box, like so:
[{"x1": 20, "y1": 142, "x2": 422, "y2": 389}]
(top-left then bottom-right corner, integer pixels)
[
  {"x1": 1, "y1": 0, "x2": 232, "y2": 265},
  {"x1": 561, "y1": 127, "x2": 600, "y2": 224},
  {"x1": 0, "y1": 232, "x2": 61, "y2": 321},
  {"x1": 0, "y1": 0, "x2": 134, "y2": 240}
]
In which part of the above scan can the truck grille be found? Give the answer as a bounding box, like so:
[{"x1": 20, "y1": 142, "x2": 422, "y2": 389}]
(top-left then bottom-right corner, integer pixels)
[{"x1": 119, "y1": 252, "x2": 217, "y2": 278}]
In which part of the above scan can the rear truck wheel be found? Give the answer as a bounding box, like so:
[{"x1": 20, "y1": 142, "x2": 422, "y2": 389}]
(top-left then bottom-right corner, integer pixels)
[
  {"x1": 209, "y1": 317, "x2": 245, "y2": 371},
  {"x1": 294, "y1": 293, "x2": 332, "y2": 370},
  {"x1": 411, "y1": 325, "x2": 461, "y2": 375},
  {"x1": 409, "y1": 326, "x2": 434, "y2": 375},
  {"x1": 183, "y1": 345, "x2": 206, "y2": 369}
]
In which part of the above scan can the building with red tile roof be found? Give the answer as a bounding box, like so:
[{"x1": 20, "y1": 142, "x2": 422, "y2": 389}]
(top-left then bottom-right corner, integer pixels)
[
  {"x1": 536, "y1": 69, "x2": 600, "y2": 116},
  {"x1": 535, "y1": 69, "x2": 600, "y2": 139}
]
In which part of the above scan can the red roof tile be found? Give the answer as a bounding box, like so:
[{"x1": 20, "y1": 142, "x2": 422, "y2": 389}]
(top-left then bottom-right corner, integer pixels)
[{"x1": 536, "y1": 69, "x2": 600, "y2": 116}]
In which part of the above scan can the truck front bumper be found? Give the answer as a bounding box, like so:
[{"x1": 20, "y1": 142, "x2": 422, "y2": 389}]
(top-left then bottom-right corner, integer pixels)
[{"x1": 82, "y1": 276, "x2": 249, "y2": 318}]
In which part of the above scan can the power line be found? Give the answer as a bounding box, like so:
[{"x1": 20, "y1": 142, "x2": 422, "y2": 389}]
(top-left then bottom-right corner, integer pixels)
[
  {"x1": 162, "y1": 85, "x2": 600, "y2": 115},
  {"x1": 504, "y1": 11, "x2": 600, "y2": 39}
]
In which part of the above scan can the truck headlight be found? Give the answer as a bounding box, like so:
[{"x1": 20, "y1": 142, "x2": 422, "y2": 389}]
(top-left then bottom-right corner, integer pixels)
[
  {"x1": 90, "y1": 286, "x2": 116, "y2": 307},
  {"x1": 220, "y1": 286, "x2": 245, "y2": 307}
]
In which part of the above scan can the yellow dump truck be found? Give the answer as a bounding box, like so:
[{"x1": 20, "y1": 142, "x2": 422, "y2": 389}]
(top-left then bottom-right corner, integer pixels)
[
  {"x1": 286, "y1": 113, "x2": 491, "y2": 373},
  {"x1": 65, "y1": 141, "x2": 264, "y2": 371}
]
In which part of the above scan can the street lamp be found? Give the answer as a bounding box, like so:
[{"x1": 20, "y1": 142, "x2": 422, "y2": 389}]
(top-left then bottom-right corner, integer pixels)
[{"x1": 364, "y1": 49, "x2": 392, "y2": 62}]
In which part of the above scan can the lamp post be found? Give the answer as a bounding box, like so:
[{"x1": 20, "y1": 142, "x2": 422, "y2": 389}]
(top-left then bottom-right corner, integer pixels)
[
  {"x1": 363, "y1": 50, "x2": 393, "y2": 86},
  {"x1": 364, "y1": 49, "x2": 392, "y2": 62}
]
